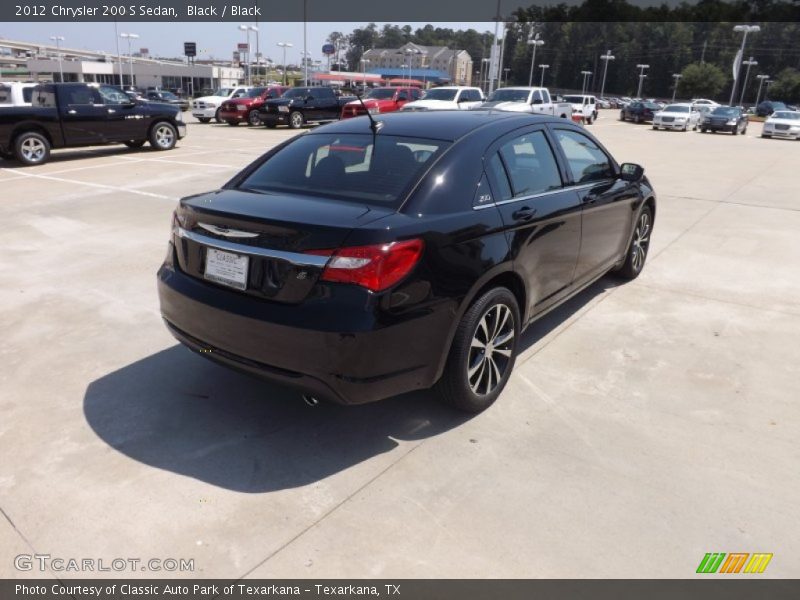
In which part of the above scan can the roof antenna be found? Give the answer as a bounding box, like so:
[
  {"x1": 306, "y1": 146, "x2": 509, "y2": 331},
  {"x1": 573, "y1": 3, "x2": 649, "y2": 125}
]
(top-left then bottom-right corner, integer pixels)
[{"x1": 355, "y1": 89, "x2": 384, "y2": 135}]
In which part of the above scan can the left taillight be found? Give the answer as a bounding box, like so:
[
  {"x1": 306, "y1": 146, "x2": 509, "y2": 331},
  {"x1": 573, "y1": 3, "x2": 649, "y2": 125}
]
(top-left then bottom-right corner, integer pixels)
[{"x1": 307, "y1": 239, "x2": 424, "y2": 293}]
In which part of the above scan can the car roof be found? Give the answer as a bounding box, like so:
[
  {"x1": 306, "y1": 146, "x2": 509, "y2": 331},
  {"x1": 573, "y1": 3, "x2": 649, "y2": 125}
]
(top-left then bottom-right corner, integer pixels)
[{"x1": 312, "y1": 110, "x2": 562, "y2": 142}]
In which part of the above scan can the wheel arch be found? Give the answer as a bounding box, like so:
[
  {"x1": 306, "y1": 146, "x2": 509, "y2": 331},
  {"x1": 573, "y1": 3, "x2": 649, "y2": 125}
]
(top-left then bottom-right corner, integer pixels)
[{"x1": 12, "y1": 125, "x2": 54, "y2": 148}]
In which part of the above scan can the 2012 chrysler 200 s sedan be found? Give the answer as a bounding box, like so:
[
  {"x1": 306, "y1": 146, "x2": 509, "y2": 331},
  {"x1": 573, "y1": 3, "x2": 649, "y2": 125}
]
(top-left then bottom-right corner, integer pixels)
[{"x1": 158, "y1": 111, "x2": 655, "y2": 412}]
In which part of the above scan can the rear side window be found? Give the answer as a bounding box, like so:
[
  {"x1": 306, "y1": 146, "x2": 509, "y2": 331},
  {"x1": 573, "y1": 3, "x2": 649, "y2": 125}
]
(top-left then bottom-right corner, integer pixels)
[
  {"x1": 486, "y1": 154, "x2": 512, "y2": 202},
  {"x1": 497, "y1": 131, "x2": 562, "y2": 197},
  {"x1": 238, "y1": 133, "x2": 450, "y2": 207},
  {"x1": 553, "y1": 129, "x2": 615, "y2": 184},
  {"x1": 22, "y1": 87, "x2": 35, "y2": 103}
]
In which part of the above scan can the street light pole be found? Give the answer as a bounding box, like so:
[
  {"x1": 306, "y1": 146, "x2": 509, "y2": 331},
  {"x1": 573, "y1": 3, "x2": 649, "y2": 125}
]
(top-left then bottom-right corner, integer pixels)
[
  {"x1": 360, "y1": 58, "x2": 369, "y2": 88},
  {"x1": 239, "y1": 26, "x2": 258, "y2": 86},
  {"x1": 581, "y1": 70, "x2": 592, "y2": 94},
  {"x1": 539, "y1": 64, "x2": 549, "y2": 87},
  {"x1": 527, "y1": 36, "x2": 544, "y2": 87},
  {"x1": 671, "y1": 73, "x2": 682, "y2": 102},
  {"x1": 120, "y1": 33, "x2": 139, "y2": 88},
  {"x1": 729, "y1": 25, "x2": 760, "y2": 106},
  {"x1": 739, "y1": 56, "x2": 757, "y2": 106},
  {"x1": 114, "y1": 20, "x2": 124, "y2": 88},
  {"x1": 503, "y1": 67, "x2": 510, "y2": 86},
  {"x1": 754, "y1": 73, "x2": 769, "y2": 107},
  {"x1": 277, "y1": 42, "x2": 292, "y2": 86},
  {"x1": 50, "y1": 36, "x2": 65, "y2": 82},
  {"x1": 636, "y1": 64, "x2": 649, "y2": 98},
  {"x1": 599, "y1": 50, "x2": 614, "y2": 100}
]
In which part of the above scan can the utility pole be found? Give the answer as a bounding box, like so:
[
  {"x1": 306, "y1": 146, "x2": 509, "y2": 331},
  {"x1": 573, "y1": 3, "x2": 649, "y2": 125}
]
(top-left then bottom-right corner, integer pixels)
[
  {"x1": 700, "y1": 40, "x2": 707, "y2": 64},
  {"x1": 729, "y1": 25, "x2": 760, "y2": 106},
  {"x1": 114, "y1": 20, "x2": 124, "y2": 88},
  {"x1": 754, "y1": 73, "x2": 769, "y2": 107},
  {"x1": 489, "y1": 0, "x2": 501, "y2": 94},
  {"x1": 739, "y1": 57, "x2": 757, "y2": 106},
  {"x1": 636, "y1": 64, "x2": 649, "y2": 98},
  {"x1": 671, "y1": 73, "x2": 682, "y2": 102},
  {"x1": 120, "y1": 33, "x2": 139, "y2": 88},
  {"x1": 50, "y1": 36, "x2": 65, "y2": 82},
  {"x1": 539, "y1": 64, "x2": 549, "y2": 87},
  {"x1": 527, "y1": 34, "x2": 544, "y2": 87},
  {"x1": 581, "y1": 70, "x2": 592, "y2": 95}
]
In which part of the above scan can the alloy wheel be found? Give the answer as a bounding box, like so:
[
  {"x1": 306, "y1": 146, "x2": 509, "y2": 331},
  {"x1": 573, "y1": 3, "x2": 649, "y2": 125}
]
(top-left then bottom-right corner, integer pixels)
[
  {"x1": 631, "y1": 211, "x2": 651, "y2": 273},
  {"x1": 155, "y1": 125, "x2": 175, "y2": 149},
  {"x1": 467, "y1": 304, "x2": 515, "y2": 396},
  {"x1": 21, "y1": 138, "x2": 46, "y2": 163}
]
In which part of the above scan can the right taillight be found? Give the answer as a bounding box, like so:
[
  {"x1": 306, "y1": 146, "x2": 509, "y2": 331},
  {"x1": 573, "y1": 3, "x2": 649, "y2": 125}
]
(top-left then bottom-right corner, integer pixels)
[{"x1": 307, "y1": 239, "x2": 424, "y2": 293}]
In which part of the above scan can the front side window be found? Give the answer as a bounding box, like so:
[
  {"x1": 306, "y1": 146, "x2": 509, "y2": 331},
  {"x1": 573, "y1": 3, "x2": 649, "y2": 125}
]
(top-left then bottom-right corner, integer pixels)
[
  {"x1": 98, "y1": 86, "x2": 130, "y2": 104},
  {"x1": 553, "y1": 129, "x2": 615, "y2": 184},
  {"x1": 497, "y1": 131, "x2": 562, "y2": 197},
  {"x1": 237, "y1": 134, "x2": 450, "y2": 207},
  {"x1": 66, "y1": 87, "x2": 103, "y2": 105}
]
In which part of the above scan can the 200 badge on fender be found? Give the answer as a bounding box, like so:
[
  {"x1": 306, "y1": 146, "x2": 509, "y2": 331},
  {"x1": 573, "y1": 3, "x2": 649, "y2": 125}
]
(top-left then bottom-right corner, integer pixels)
[{"x1": 158, "y1": 110, "x2": 656, "y2": 412}]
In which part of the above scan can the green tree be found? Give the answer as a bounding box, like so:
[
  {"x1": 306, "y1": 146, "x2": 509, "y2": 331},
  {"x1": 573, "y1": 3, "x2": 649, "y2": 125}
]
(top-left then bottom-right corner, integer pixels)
[
  {"x1": 769, "y1": 68, "x2": 800, "y2": 103},
  {"x1": 679, "y1": 62, "x2": 727, "y2": 99}
]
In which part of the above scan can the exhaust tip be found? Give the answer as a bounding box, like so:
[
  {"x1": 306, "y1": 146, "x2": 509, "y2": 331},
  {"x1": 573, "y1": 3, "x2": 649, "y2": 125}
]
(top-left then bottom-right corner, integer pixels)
[{"x1": 302, "y1": 395, "x2": 320, "y2": 407}]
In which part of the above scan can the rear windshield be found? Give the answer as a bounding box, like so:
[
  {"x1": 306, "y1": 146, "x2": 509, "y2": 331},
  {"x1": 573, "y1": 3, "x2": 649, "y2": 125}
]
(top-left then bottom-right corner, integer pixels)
[
  {"x1": 238, "y1": 133, "x2": 450, "y2": 207},
  {"x1": 562, "y1": 95, "x2": 586, "y2": 103},
  {"x1": 423, "y1": 88, "x2": 458, "y2": 101},
  {"x1": 487, "y1": 89, "x2": 529, "y2": 103}
]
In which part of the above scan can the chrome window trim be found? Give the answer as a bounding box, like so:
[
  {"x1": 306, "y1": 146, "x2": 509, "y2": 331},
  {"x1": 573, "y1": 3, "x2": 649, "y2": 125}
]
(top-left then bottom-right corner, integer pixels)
[
  {"x1": 472, "y1": 181, "x2": 607, "y2": 210},
  {"x1": 177, "y1": 227, "x2": 330, "y2": 268}
]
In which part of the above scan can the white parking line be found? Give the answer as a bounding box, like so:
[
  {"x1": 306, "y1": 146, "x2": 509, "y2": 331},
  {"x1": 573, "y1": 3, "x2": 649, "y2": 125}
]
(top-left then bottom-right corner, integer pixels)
[
  {"x1": 111, "y1": 155, "x2": 238, "y2": 169},
  {"x1": 0, "y1": 168, "x2": 176, "y2": 200}
]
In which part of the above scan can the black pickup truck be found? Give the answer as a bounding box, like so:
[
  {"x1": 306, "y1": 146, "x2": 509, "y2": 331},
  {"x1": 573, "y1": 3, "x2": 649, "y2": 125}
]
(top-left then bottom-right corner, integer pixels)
[
  {"x1": 0, "y1": 82, "x2": 187, "y2": 166},
  {"x1": 258, "y1": 86, "x2": 355, "y2": 129}
]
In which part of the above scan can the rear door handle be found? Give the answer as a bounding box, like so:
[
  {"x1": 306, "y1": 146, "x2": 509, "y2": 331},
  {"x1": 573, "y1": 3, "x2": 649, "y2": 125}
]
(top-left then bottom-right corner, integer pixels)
[
  {"x1": 107, "y1": 109, "x2": 116, "y2": 114},
  {"x1": 512, "y1": 206, "x2": 537, "y2": 221}
]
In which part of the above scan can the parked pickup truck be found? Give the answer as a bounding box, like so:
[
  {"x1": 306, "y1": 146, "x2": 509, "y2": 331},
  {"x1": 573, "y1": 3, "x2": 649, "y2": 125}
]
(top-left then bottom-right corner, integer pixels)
[
  {"x1": 0, "y1": 82, "x2": 38, "y2": 107},
  {"x1": 258, "y1": 87, "x2": 355, "y2": 129},
  {"x1": 340, "y1": 87, "x2": 422, "y2": 119},
  {"x1": 0, "y1": 82, "x2": 186, "y2": 165},
  {"x1": 218, "y1": 85, "x2": 289, "y2": 126},
  {"x1": 478, "y1": 87, "x2": 573, "y2": 119}
]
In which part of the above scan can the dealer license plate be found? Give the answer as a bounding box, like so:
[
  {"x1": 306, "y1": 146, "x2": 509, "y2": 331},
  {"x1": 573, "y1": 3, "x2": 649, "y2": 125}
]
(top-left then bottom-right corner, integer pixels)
[{"x1": 204, "y1": 248, "x2": 249, "y2": 290}]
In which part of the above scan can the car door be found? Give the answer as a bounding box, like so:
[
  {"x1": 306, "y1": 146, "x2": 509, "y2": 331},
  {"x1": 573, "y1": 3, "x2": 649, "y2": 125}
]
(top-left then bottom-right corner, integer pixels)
[
  {"x1": 550, "y1": 127, "x2": 640, "y2": 284},
  {"x1": 395, "y1": 89, "x2": 410, "y2": 110},
  {"x1": 96, "y1": 85, "x2": 143, "y2": 141},
  {"x1": 529, "y1": 89, "x2": 549, "y2": 115},
  {"x1": 58, "y1": 86, "x2": 108, "y2": 145},
  {"x1": 484, "y1": 127, "x2": 583, "y2": 317}
]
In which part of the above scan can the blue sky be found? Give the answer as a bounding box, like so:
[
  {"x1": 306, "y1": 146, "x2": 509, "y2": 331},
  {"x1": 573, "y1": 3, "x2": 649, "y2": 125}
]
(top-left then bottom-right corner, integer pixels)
[{"x1": 0, "y1": 22, "x2": 495, "y2": 62}]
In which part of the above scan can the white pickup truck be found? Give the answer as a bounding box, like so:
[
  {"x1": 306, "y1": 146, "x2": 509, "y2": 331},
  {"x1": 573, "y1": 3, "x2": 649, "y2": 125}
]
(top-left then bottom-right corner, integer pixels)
[
  {"x1": 191, "y1": 86, "x2": 252, "y2": 123},
  {"x1": 478, "y1": 87, "x2": 573, "y2": 119},
  {"x1": 562, "y1": 94, "x2": 599, "y2": 124},
  {"x1": 0, "y1": 82, "x2": 38, "y2": 107}
]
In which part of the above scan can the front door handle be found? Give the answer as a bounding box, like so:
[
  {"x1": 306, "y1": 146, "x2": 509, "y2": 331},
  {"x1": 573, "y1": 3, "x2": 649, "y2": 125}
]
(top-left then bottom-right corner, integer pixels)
[
  {"x1": 512, "y1": 206, "x2": 537, "y2": 221},
  {"x1": 67, "y1": 109, "x2": 77, "y2": 115},
  {"x1": 583, "y1": 192, "x2": 600, "y2": 205},
  {"x1": 107, "y1": 109, "x2": 116, "y2": 114}
]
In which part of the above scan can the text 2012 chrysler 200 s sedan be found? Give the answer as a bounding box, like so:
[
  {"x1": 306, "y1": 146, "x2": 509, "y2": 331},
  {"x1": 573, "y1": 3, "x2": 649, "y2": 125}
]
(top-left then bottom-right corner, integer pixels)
[{"x1": 158, "y1": 111, "x2": 655, "y2": 412}]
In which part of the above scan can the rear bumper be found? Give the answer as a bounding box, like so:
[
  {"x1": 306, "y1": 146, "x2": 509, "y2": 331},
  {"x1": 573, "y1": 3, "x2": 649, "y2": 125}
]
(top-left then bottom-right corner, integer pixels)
[{"x1": 157, "y1": 252, "x2": 450, "y2": 405}]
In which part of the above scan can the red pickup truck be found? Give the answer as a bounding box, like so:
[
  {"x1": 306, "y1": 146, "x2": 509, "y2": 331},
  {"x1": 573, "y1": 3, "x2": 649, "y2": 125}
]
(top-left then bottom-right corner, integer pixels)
[
  {"x1": 219, "y1": 86, "x2": 289, "y2": 126},
  {"x1": 340, "y1": 87, "x2": 423, "y2": 119}
]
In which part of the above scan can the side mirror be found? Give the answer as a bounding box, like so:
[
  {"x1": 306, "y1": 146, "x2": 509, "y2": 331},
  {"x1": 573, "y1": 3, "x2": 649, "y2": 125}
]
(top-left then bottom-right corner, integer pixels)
[
  {"x1": 532, "y1": 98, "x2": 543, "y2": 105},
  {"x1": 619, "y1": 163, "x2": 644, "y2": 183}
]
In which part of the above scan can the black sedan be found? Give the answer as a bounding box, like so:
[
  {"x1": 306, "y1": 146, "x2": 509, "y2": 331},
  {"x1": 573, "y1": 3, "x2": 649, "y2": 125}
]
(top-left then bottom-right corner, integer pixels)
[
  {"x1": 146, "y1": 90, "x2": 190, "y2": 112},
  {"x1": 620, "y1": 101, "x2": 661, "y2": 123},
  {"x1": 699, "y1": 106, "x2": 748, "y2": 134},
  {"x1": 158, "y1": 111, "x2": 656, "y2": 412}
]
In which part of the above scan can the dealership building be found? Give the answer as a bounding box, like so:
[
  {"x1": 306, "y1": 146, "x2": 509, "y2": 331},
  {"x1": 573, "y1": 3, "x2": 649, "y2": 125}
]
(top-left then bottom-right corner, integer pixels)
[{"x1": 0, "y1": 38, "x2": 243, "y2": 93}]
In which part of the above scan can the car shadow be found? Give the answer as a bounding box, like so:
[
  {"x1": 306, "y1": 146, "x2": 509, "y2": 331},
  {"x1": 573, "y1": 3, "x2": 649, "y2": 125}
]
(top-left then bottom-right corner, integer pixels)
[
  {"x1": 83, "y1": 275, "x2": 622, "y2": 494},
  {"x1": 0, "y1": 145, "x2": 150, "y2": 168}
]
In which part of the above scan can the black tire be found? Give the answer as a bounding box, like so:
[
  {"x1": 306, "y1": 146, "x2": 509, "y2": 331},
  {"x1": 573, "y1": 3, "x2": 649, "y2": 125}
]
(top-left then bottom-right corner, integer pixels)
[
  {"x1": 198, "y1": 117, "x2": 211, "y2": 124},
  {"x1": 761, "y1": 134, "x2": 771, "y2": 138},
  {"x1": 288, "y1": 111, "x2": 304, "y2": 129},
  {"x1": 227, "y1": 121, "x2": 240, "y2": 126},
  {"x1": 652, "y1": 125, "x2": 658, "y2": 130},
  {"x1": 616, "y1": 206, "x2": 653, "y2": 280},
  {"x1": 149, "y1": 121, "x2": 178, "y2": 151},
  {"x1": 732, "y1": 127, "x2": 737, "y2": 135},
  {"x1": 742, "y1": 126, "x2": 747, "y2": 135},
  {"x1": 436, "y1": 287, "x2": 520, "y2": 413},
  {"x1": 124, "y1": 140, "x2": 146, "y2": 149},
  {"x1": 214, "y1": 108, "x2": 222, "y2": 124},
  {"x1": 619, "y1": 111, "x2": 625, "y2": 121},
  {"x1": 14, "y1": 131, "x2": 51, "y2": 166},
  {"x1": 701, "y1": 128, "x2": 707, "y2": 133},
  {"x1": 248, "y1": 110, "x2": 263, "y2": 126}
]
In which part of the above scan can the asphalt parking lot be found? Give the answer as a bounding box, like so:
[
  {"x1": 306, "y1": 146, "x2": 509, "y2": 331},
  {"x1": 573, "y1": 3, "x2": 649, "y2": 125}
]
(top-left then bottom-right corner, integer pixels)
[{"x1": 1, "y1": 113, "x2": 798, "y2": 579}]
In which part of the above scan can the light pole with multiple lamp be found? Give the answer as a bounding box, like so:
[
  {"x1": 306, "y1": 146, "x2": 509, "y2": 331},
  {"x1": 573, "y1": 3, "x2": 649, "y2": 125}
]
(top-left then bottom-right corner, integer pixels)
[
  {"x1": 276, "y1": 42, "x2": 293, "y2": 86},
  {"x1": 50, "y1": 36, "x2": 65, "y2": 82},
  {"x1": 636, "y1": 64, "x2": 649, "y2": 98},
  {"x1": 739, "y1": 57, "x2": 758, "y2": 106},
  {"x1": 671, "y1": 73, "x2": 682, "y2": 102},
  {"x1": 729, "y1": 25, "x2": 760, "y2": 106},
  {"x1": 238, "y1": 25, "x2": 258, "y2": 86},
  {"x1": 754, "y1": 73, "x2": 770, "y2": 107},
  {"x1": 527, "y1": 35, "x2": 544, "y2": 87},
  {"x1": 599, "y1": 50, "x2": 614, "y2": 100},
  {"x1": 539, "y1": 64, "x2": 550, "y2": 87},
  {"x1": 580, "y1": 70, "x2": 592, "y2": 94},
  {"x1": 119, "y1": 33, "x2": 139, "y2": 88}
]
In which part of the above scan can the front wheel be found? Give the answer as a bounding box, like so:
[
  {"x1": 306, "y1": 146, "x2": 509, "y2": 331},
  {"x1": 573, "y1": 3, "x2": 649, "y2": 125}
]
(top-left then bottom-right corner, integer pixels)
[
  {"x1": 198, "y1": 117, "x2": 211, "y2": 124},
  {"x1": 248, "y1": 110, "x2": 263, "y2": 126},
  {"x1": 15, "y1": 131, "x2": 51, "y2": 166},
  {"x1": 149, "y1": 122, "x2": 178, "y2": 151},
  {"x1": 288, "y1": 111, "x2": 304, "y2": 129},
  {"x1": 616, "y1": 207, "x2": 652, "y2": 280},
  {"x1": 214, "y1": 108, "x2": 222, "y2": 123},
  {"x1": 436, "y1": 287, "x2": 520, "y2": 413}
]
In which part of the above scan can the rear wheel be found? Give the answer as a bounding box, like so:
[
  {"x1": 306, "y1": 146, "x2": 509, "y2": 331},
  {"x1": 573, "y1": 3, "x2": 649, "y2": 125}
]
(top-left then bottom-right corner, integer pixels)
[
  {"x1": 436, "y1": 287, "x2": 520, "y2": 413},
  {"x1": 15, "y1": 131, "x2": 50, "y2": 166},
  {"x1": 214, "y1": 108, "x2": 222, "y2": 123},
  {"x1": 288, "y1": 111, "x2": 304, "y2": 129},
  {"x1": 198, "y1": 117, "x2": 211, "y2": 124},
  {"x1": 616, "y1": 207, "x2": 652, "y2": 280},
  {"x1": 701, "y1": 127, "x2": 707, "y2": 133},
  {"x1": 248, "y1": 110, "x2": 263, "y2": 126},
  {"x1": 149, "y1": 122, "x2": 178, "y2": 151}
]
